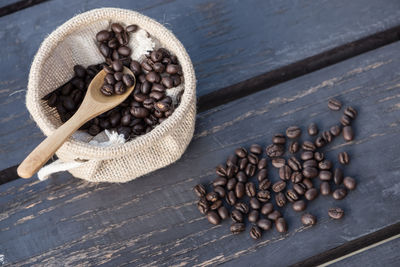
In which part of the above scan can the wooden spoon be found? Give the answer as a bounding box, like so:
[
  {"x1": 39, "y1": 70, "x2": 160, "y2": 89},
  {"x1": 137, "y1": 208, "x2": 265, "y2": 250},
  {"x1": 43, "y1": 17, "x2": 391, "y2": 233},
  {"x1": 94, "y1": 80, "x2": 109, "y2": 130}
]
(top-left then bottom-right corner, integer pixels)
[{"x1": 17, "y1": 67, "x2": 136, "y2": 178}]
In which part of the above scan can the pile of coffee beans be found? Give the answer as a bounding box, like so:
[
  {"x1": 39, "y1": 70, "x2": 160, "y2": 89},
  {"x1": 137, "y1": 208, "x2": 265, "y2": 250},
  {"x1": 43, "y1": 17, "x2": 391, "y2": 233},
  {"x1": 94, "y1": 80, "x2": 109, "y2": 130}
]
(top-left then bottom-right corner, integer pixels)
[
  {"x1": 193, "y1": 98, "x2": 357, "y2": 239},
  {"x1": 42, "y1": 22, "x2": 184, "y2": 140}
]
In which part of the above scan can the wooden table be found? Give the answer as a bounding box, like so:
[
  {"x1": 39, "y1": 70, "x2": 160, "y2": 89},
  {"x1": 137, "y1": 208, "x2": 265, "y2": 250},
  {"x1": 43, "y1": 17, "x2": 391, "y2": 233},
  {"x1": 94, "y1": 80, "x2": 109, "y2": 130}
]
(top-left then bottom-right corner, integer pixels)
[{"x1": 1, "y1": 0, "x2": 400, "y2": 266}]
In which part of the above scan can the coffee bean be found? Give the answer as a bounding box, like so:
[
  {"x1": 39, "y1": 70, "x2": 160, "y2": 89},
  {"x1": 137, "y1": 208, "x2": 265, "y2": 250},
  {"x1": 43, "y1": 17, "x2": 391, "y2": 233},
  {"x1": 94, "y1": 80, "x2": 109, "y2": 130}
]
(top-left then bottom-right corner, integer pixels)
[
  {"x1": 257, "y1": 219, "x2": 272, "y2": 231},
  {"x1": 318, "y1": 160, "x2": 332, "y2": 170},
  {"x1": 303, "y1": 167, "x2": 318, "y2": 178},
  {"x1": 235, "y1": 202, "x2": 249, "y2": 214},
  {"x1": 114, "y1": 71, "x2": 124, "y2": 82},
  {"x1": 250, "y1": 225, "x2": 262, "y2": 239},
  {"x1": 305, "y1": 188, "x2": 318, "y2": 201},
  {"x1": 320, "y1": 182, "x2": 331, "y2": 195},
  {"x1": 193, "y1": 184, "x2": 206, "y2": 197},
  {"x1": 343, "y1": 176, "x2": 357, "y2": 190},
  {"x1": 227, "y1": 155, "x2": 238, "y2": 167},
  {"x1": 289, "y1": 141, "x2": 299, "y2": 154},
  {"x1": 341, "y1": 115, "x2": 351, "y2": 126},
  {"x1": 315, "y1": 136, "x2": 326, "y2": 148},
  {"x1": 101, "y1": 84, "x2": 114, "y2": 96},
  {"x1": 214, "y1": 186, "x2": 226, "y2": 198},
  {"x1": 218, "y1": 206, "x2": 229, "y2": 220},
  {"x1": 343, "y1": 126, "x2": 354, "y2": 142},
  {"x1": 259, "y1": 179, "x2": 271, "y2": 190},
  {"x1": 328, "y1": 207, "x2": 344, "y2": 219},
  {"x1": 155, "y1": 101, "x2": 170, "y2": 112},
  {"x1": 293, "y1": 183, "x2": 307, "y2": 195},
  {"x1": 88, "y1": 124, "x2": 101, "y2": 136},
  {"x1": 133, "y1": 93, "x2": 147, "y2": 102},
  {"x1": 266, "y1": 144, "x2": 284, "y2": 158},
  {"x1": 247, "y1": 153, "x2": 259, "y2": 165},
  {"x1": 227, "y1": 165, "x2": 239, "y2": 178},
  {"x1": 250, "y1": 197, "x2": 261, "y2": 210},
  {"x1": 248, "y1": 210, "x2": 259, "y2": 223},
  {"x1": 275, "y1": 192, "x2": 286, "y2": 207},
  {"x1": 146, "y1": 71, "x2": 161, "y2": 83},
  {"x1": 267, "y1": 210, "x2": 281, "y2": 221},
  {"x1": 233, "y1": 147, "x2": 247, "y2": 159},
  {"x1": 111, "y1": 23, "x2": 124, "y2": 33},
  {"x1": 118, "y1": 46, "x2": 131, "y2": 57},
  {"x1": 250, "y1": 144, "x2": 262, "y2": 154},
  {"x1": 301, "y1": 213, "x2": 317, "y2": 226},
  {"x1": 285, "y1": 189, "x2": 299, "y2": 202},
  {"x1": 334, "y1": 168, "x2": 344, "y2": 185},
  {"x1": 236, "y1": 171, "x2": 247, "y2": 183},
  {"x1": 273, "y1": 133, "x2": 286, "y2": 144},
  {"x1": 239, "y1": 158, "x2": 248, "y2": 170},
  {"x1": 230, "y1": 222, "x2": 245, "y2": 234},
  {"x1": 129, "y1": 60, "x2": 141, "y2": 76},
  {"x1": 288, "y1": 157, "x2": 302, "y2": 171},
  {"x1": 63, "y1": 97, "x2": 75, "y2": 111},
  {"x1": 328, "y1": 98, "x2": 342, "y2": 111},
  {"x1": 330, "y1": 125, "x2": 342, "y2": 136},
  {"x1": 257, "y1": 169, "x2": 268, "y2": 182},
  {"x1": 226, "y1": 178, "x2": 237, "y2": 191},
  {"x1": 272, "y1": 181, "x2": 286, "y2": 193},
  {"x1": 257, "y1": 190, "x2": 271, "y2": 202},
  {"x1": 245, "y1": 182, "x2": 256, "y2": 197},
  {"x1": 235, "y1": 182, "x2": 245, "y2": 199},
  {"x1": 301, "y1": 151, "x2": 314, "y2": 161},
  {"x1": 314, "y1": 152, "x2": 324, "y2": 162},
  {"x1": 216, "y1": 164, "x2": 227, "y2": 177},
  {"x1": 126, "y1": 24, "x2": 138, "y2": 33},
  {"x1": 207, "y1": 211, "x2": 221, "y2": 225},
  {"x1": 292, "y1": 200, "x2": 307, "y2": 212},
  {"x1": 122, "y1": 74, "x2": 135, "y2": 87},
  {"x1": 197, "y1": 197, "x2": 209, "y2": 215},
  {"x1": 96, "y1": 30, "x2": 111, "y2": 42},
  {"x1": 112, "y1": 50, "x2": 120, "y2": 60},
  {"x1": 150, "y1": 50, "x2": 163, "y2": 62},
  {"x1": 226, "y1": 191, "x2": 237, "y2": 206},
  {"x1": 338, "y1": 151, "x2": 350, "y2": 165},
  {"x1": 286, "y1": 126, "x2": 301, "y2": 139},
  {"x1": 344, "y1": 106, "x2": 357, "y2": 119},
  {"x1": 261, "y1": 203, "x2": 274, "y2": 215},
  {"x1": 308, "y1": 123, "x2": 318, "y2": 136},
  {"x1": 210, "y1": 200, "x2": 222, "y2": 210},
  {"x1": 291, "y1": 171, "x2": 303, "y2": 184},
  {"x1": 332, "y1": 188, "x2": 347, "y2": 200},
  {"x1": 213, "y1": 177, "x2": 227, "y2": 187},
  {"x1": 73, "y1": 65, "x2": 86, "y2": 78},
  {"x1": 302, "y1": 141, "x2": 316, "y2": 151},
  {"x1": 171, "y1": 75, "x2": 181, "y2": 86},
  {"x1": 166, "y1": 64, "x2": 180, "y2": 74},
  {"x1": 322, "y1": 131, "x2": 333, "y2": 143},
  {"x1": 130, "y1": 107, "x2": 149, "y2": 118},
  {"x1": 206, "y1": 192, "x2": 219, "y2": 202},
  {"x1": 279, "y1": 165, "x2": 292, "y2": 180},
  {"x1": 105, "y1": 73, "x2": 116, "y2": 85},
  {"x1": 149, "y1": 91, "x2": 164, "y2": 100},
  {"x1": 258, "y1": 158, "x2": 268, "y2": 170},
  {"x1": 319, "y1": 170, "x2": 332, "y2": 181},
  {"x1": 303, "y1": 179, "x2": 313, "y2": 189},
  {"x1": 245, "y1": 164, "x2": 256, "y2": 177},
  {"x1": 112, "y1": 60, "x2": 123, "y2": 72},
  {"x1": 303, "y1": 159, "x2": 318, "y2": 168},
  {"x1": 231, "y1": 209, "x2": 244, "y2": 222},
  {"x1": 161, "y1": 76, "x2": 174, "y2": 88},
  {"x1": 275, "y1": 218, "x2": 288, "y2": 233},
  {"x1": 272, "y1": 158, "x2": 285, "y2": 168}
]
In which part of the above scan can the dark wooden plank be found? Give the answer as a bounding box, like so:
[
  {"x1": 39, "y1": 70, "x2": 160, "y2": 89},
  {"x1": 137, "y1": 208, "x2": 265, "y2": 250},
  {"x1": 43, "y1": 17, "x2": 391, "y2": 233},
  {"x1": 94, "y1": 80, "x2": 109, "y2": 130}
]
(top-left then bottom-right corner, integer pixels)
[
  {"x1": 2, "y1": 0, "x2": 400, "y2": 170},
  {"x1": 1, "y1": 40, "x2": 400, "y2": 266},
  {"x1": 0, "y1": 0, "x2": 49, "y2": 17}
]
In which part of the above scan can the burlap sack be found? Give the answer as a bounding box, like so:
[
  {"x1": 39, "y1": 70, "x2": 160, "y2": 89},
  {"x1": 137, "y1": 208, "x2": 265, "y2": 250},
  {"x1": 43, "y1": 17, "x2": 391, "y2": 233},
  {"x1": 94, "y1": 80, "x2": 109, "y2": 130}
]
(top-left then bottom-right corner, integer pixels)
[{"x1": 26, "y1": 8, "x2": 196, "y2": 183}]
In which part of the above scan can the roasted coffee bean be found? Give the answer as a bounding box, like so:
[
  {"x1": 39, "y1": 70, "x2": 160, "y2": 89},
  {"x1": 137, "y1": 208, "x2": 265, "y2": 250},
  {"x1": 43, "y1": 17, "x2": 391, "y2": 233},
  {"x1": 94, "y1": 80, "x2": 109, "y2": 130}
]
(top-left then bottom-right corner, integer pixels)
[
  {"x1": 118, "y1": 46, "x2": 131, "y2": 57},
  {"x1": 301, "y1": 151, "x2": 314, "y2": 161},
  {"x1": 245, "y1": 182, "x2": 256, "y2": 197},
  {"x1": 333, "y1": 168, "x2": 344, "y2": 185},
  {"x1": 206, "y1": 192, "x2": 219, "y2": 202},
  {"x1": 141, "y1": 61, "x2": 153, "y2": 72},
  {"x1": 130, "y1": 60, "x2": 141, "y2": 75},
  {"x1": 302, "y1": 167, "x2": 318, "y2": 179},
  {"x1": 101, "y1": 84, "x2": 114, "y2": 96},
  {"x1": 250, "y1": 144, "x2": 262, "y2": 154},
  {"x1": 273, "y1": 133, "x2": 286, "y2": 144},
  {"x1": 226, "y1": 178, "x2": 237, "y2": 191},
  {"x1": 161, "y1": 76, "x2": 173, "y2": 88},
  {"x1": 227, "y1": 165, "x2": 238, "y2": 178},
  {"x1": 272, "y1": 181, "x2": 286, "y2": 193},
  {"x1": 122, "y1": 74, "x2": 135, "y2": 87},
  {"x1": 301, "y1": 213, "x2": 317, "y2": 226},
  {"x1": 258, "y1": 158, "x2": 268, "y2": 170},
  {"x1": 250, "y1": 225, "x2": 262, "y2": 239},
  {"x1": 130, "y1": 107, "x2": 149, "y2": 118},
  {"x1": 171, "y1": 75, "x2": 181, "y2": 86},
  {"x1": 258, "y1": 219, "x2": 272, "y2": 231},
  {"x1": 266, "y1": 144, "x2": 284, "y2": 158},
  {"x1": 338, "y1": 151, "x2": 350, "y2": 165},
  {"x1": 226, "y1": 154, "x2": 238, "y2": 166},
  {"x1": 230, "y1": 222, "x2": 245, "y2": 234},
  {"x1": 103, "y1": 64, "x2": 114, "y2": 74},
  {"x1": 292, "y1": 200, "x2": 307, "y2": 212},
  {"x1": 293, "y1": 183, "x2": 307, "y2": 195},
  {"x1": 105, "y1": 73, "x2": 116, "y2": 85},
  {"x1": 291, "y1": 171, "x2": 303, "y2": 184},
  {"x1": 261, "y1": 203, "x2": 274, "y2": 215},
  {"x1": 73, "y1": 65, "x2": 86, "y2": 78},
  {"x1": 279, "y1": 165, "x2": 292, "y2": 180},
  {"x1": 320, "y1": 181, "x2": 331, "y2": 195},
  {"x1": 257, "y1": 169, "x2": 268, "y2": 182},
  {"x1": 314, "y1": 152, "x2": 324, "y2": 162},
  {"x1": 107, "y1": 38, "x2": 118, "y2": 49},
  {"x1": 267, "y1": 210, "x2": 282, "y2": 221},
  {"x1": 239, "y1": 158, "x2": 248, "y2": 170},
  {"x1": 341, "y1": 115, "x2": 351, "y2": 126},
  {"x1": 96, "y1": 30, "x2": 111, "y2": 42},
  {"x1": 235, "y1": 202, "x2": 249, "y2": 214},
  {"x1": 248, "y1": 210, "x2": 259, "y2": 223},
  {"x1": 114, "y1": 71, "x2": 124, "y2": 81},
  {"x1": 226, "y1": 191, "x2": 237, "y2": 206},
  {"x1": 288, "y1": 157, "x2": 302, "y2": 171},
  {"x1": 330, "y1": 125, "x2": 342, "y2": 136},
  {"x1": 305, "y1": 188, "x2": 318, "y2": 201},
  {"x1": 343, "y1": 176, "x2": 357, "y2": 190},
  {"x1": 213, "y1": 177, "x2": 227, "y2": 187},
  {"x1": 155, "y1": 101, "x2": 170, "y2": 112},
  {"x1": 146, "y1": 71, "x2": 161, "y2": 83},
  {"x1": 218, "y1": 206, "x2": 229, "y2": 220},
  {"x1": 88, "y1": 124, "x2": 101, "y2": 136},
  {"x1": 272, "y1": 158, "x2": 285, "y2": 168},
  {"x1": 257, "y1": 190, "x2": 271, "y2": 202},
  {"x1": 303, "y1": 159, "x2": 318, "y2": 168},
  {"x1": 214, "y1": 186, "x2": 226, "y2": 198},
  {"x1": 216, "y1": 164, "x2": 227, "y2": 177},
  {"x1": 236, "y1": 171, "x2": 247, "y2": 183},
  {"x1": 328, "y1": 98, "x2": 342, "y2": 111},
  {"x1": 235, "y1": 147, "x2": 248, "y2": 158},
  {"x1": 318, "y1": 160, "x2": 332, "y2": 170},
  {"x1": 286, "y1": 189, "x2": 299, "y2": 202},
  {"x1": 210, "y1": 200, "x2": 222, "y2": 210},
  {"x1": 61, "y1": 83, "x2": 73, "y2": 96},
  {"x1": 166, "y1": 64, "x2": 180, "y2": 74},
  {"x1": 319, "y1": 170, "x2": 332, "y2": 181},
  {"x1": 245, "y1": 164, "x2": 256, "y2": 177},
  {"x1": 302, "y1": 141, "x2": 316, "y2": 151},
  {"x1": 63, "y1": 97, "x2": 75, "y2": 111},
  {"x1": 150, "y1": 50, "x2": 163, "y2": 62},
  {"x1": 235, "y1": 182, "x2": 245, "y2": 199},
  {"x1": 193, "y1": 184, "x2": 206, "y2": 197},
  {"x1": 276, "y1": 218, "x2": 287, "y2": 233},
  {"x1": 259, "y1": 179, "x2": 271, "y2": 190},
  {"x1": 315, "y1": 136, "x2": 326, "y2": 148},
  {"x1": 153, "y1": 82, "x2": 166, "y2": 93},
  {"x1": 111, "y1": 23, "x2": 124, "y2": 33},
  {"x1": 286, "y1": 126, "x2": 301, "y2": 139},
  {"x1": 289, "y1": 141, "x2": 300, "y2": 154},
  {"x1": 275, "y1": 192, "x2": 286, "y2": 207},
  {"x1": 303, "y1": 179, "x2": 313, "y2": 189},
  {"x1": 149, "y1": 91, "x2": 164, "y2": 100},
  {"x1": 322, "y1": 131, "x2": 333, "y2": 143},
  {"x1": 231, "y1": 209, "x2": 244, "y2": 222},
  {"x1": 207, "y1": 211, "x2": 221, "y2": 225},
  {"x1": 112, "y1": 50, "x2": 120, "y2": 60},
  {"x1": 153, "y1": 62, "x2": 165, "y2": 73},
  {"x1": 308, "y1": 123, "x2": 318, "y2": 136},
  {"x1": 112, "y1": 60, "x2": 123, "y2": 72},
  {"x1": 197, "y1": 197, "x2": 209, "y2": 215},
  {"x1": 328, "y1": 207, "x2": 344, "y2": 219},
  {"x1": 247, "y1": 153, "x2": 259, "y2": 165},
  {"x1": 126, "y1": 24, "x2": 138, "y2": 33},
  {"x1": 140, "y1": 81, "x2": 151, "y2": 94},
  {"x1": 133, "y1": 93, "x2": 147, "y2": 102},
  {"x1": 250, "y1": 197, "x2": 261, "y2": 210},
  {"x1": 343, "y1": 126, "x2": 354, "y2": 142},
  {"x1": 344, "y1": 106, "x2": 357, "y2": 119},
  {"x1": 333, "y1": 188, "x2": 347, "y2": 200}
]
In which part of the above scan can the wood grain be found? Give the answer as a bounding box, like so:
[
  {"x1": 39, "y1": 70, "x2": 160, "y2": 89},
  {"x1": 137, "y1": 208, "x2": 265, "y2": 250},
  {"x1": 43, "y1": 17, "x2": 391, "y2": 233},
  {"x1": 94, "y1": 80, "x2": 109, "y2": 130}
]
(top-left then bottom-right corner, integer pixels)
[
  {"x1": 1, "y1": 40, "x2": 400, "y2": 266},
  {"x1": 2, "y1": 0, "x2": 400, "y2": 170}
]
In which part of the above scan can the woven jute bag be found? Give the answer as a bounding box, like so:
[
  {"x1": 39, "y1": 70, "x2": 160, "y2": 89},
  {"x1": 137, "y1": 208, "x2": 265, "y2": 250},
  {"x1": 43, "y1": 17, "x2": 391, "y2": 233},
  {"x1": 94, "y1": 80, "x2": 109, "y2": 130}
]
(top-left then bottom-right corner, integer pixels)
[{"x1": 26, "y1": 8, "x2": 196, "y2": 183}]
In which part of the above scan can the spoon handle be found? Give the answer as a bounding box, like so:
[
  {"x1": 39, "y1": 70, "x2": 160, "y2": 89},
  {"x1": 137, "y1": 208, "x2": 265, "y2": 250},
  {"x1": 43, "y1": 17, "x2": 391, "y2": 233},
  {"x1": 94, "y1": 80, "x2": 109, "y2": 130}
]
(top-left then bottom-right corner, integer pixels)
[{"x1": 17, "y1": 109, "x2": 90, "y2": 178}]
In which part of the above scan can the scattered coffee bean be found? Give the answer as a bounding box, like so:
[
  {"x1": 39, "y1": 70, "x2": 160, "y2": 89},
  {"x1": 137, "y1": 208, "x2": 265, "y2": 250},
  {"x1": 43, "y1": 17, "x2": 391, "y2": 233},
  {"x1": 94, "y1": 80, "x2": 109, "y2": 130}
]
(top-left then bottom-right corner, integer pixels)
[
  {"x1": 343, "y1": 126, "x2": 354, "y2": 142},
  {"x1": 213, "y1": 177, "x2": 227, "y2": 187},
  {"x1": 305, "y1": 188, "x2": 318, "y2": 201},
  {"x1": 257, "y1": 190, "x2": 271, "y2": 202},
  {"x1": 193, "y1": 184, "x2": 206, "y2": 197},
  {"x1": 315, "y1": 136, "x2": 326, "y2": 148},
  {"x1": 303, "y1": 179, "x2": 314, "y2": 189},
  {"x1": 218, "y1": 206, "x2": 229, "y2": 220},
  {"x1": 257, "y1": 169, "x2": 268, "y2": 182},
  {"x1": 338, "y1": 151, "x2": 350, "y2": 165},
  {"x1": 334, "y1": 168, "x2": 344, "y2": 185},
  {"x1": 250, "y1": 225, "x2": 262, "y2": 239},
  {"x1": 304, "y1": 160, "x2": 318, "y2": 169},
  {"x1": 293, "y1": 183, "x2": 307, "y2": 195},
  {"x1": 286, "y1": 126, "x2": 301, "y2": 139},
  {"x1": 246, "y1": 164, "x2": 256, "y2": 177},
  {"x1": 258, "y1": 158, "x2": 268, "y2": 170},
  {"x1": 292, "y1": 200, "x2": 307, "y2": 212},
  {"x1": 320, "y1": 182, "x2": 331, "y2": 195},
  {"x1": 259, "y1": 179, "x2": 271, "y2": 190},
  {"x1": 235, "y1": 202, "x2": 249, "y2": 214},
  {"x1": 344, "y1": 106, "x2": 357, "y2": 119},
  {"x1": 318, "y1": 160, "x2": 332, "y2": 170},
  {"x1": 235, "y1": 182, "x2": 245, "y2": 199},
  {"x1": 279, "y1": 165, "x2": 292, "y2": 180},
  {"x1": 275, "y1": 192, "x2": 286, "y2": 207},
  {"x1": 231, "y1": 209, "x2": 244, "y2": 223},
  {"x1": 343, "y1": 177, "x2": 357, "y2": 190},
  {"x1": 207, "y1": 211, "x2": 221, "y2": 225},
  {"x1": 272, "y1": 181, "x2": 286, "y2": 193},
  {"x1": 328, "y1": 98, "x2": 342, "y2": 111},
  {"x1": 248, "y1": 153, "x2": 259, "y2": 165},
  {"x1": 257, "y1": 219, "x2": 272, "y2": 231},
  {"x1": 328, "y1": 207, "x2": 344, "y2": 219},
  {"x1": 308, "y1": 123, "x2": 318, "y2": 136},
  {"x1": 302, "y1": 167, "x2": 318, "y2": 179},
  {"x1": 301, "y1": 213, "x2": 317, "y2": 226},
  {"x1": 322, "y1": 131, "x2": 333, "y2": 143},
  {"x1": 341, "y1": 115, "x2": 351, "y2": 126},
  {"x1": 237, "y1": 171, "x2": 247, "y2": 183},
  {"x1": 332, "y1": 188, "x2": 347, "y2": 200},
  {"x1": 285, "y1": 189, "x2": 299, "y2": 202},
  {"x1": 261, "y1": 203, "x2": 274, "y2": 215},
  {"x1": 272, "y1": 158, "x2": 286, "y2": 168},
  {"x1": 206, "y1": 192, "x2": 219, "y2": 202},
  {"x1": 226, "y1": 178, "x2": 237, "y2": 191},
  {"x1": 289, "y1": 141, "x2": 300, "y2": 154},
  {"x1": 302, "y1": 141, "x2": 316, "y2": 151},
  {"x1": 235, "y1": 147, "x2": 248, "y2": 158},
  {"x1": 266, "y1": 144, "x2": 285, "y2": 158},
  {"x1": 291, "y1": 171, "x2": 303, "y2": 184},
  {"x1": 245, "y1": 182, "x2": 256, "y2": 197},
  {"x1": 250, "y1": 197, "x2": 261, "y2": 210},
  {"x1": 214, "y1": 186, "x2": 226, "y2": 198},
  {"x1": 197, "y1": 197, "x2": 209, "y2": 215},
  {"x1": 301, "y1": 151, "x2": 314, "y2": 161},
  {"x1": 210, "y1": 200, "x2": 222, "y2": 210},
  {"x1": 239, "y1": 158, "x2": 248, "y2": 170},
  {"x1": 231, "y1": 223, "x2": 246, "y2": 234},
  {"x1": 314, "y1": 151, "x2": 324, "y2": 162},
  {"x1": 275, "y1": 218, "x2": 288, "y2": 233},
  {"x1": 250, "y1": 144, "x2": 263, "y2": 154},
  {"x1": 267, "y1": 210, "x2": 282, "y2": 221},
  {"x1": 330, "y1": 125, "x2": 341, "y2": 136},
  {"x1": 273, "y1": 133, "x2": 286, "y2": 144},
  {"x1": 287, "y1": 157, "x2": 302, "y2": 171},
  {"x1": 248, "y1": 210, "x2": 259, "y2": 223},
  {"x1": 226, "y1": 191, "x2": 237, "y2": 206},
  {"x1": 319, "y1": 170, "x2": 332, "y2": 181}
]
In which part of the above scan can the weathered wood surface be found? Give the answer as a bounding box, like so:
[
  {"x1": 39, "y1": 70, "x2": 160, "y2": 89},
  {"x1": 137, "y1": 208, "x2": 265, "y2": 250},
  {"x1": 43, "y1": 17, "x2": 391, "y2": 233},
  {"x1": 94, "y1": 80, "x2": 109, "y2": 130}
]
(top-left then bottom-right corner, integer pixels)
[
  {"x1": 1, "y1": 40, "x2": 400, "y2": 266},
  {"x1": 2, "y1": 0, "x2": 400, "y2": 170}
]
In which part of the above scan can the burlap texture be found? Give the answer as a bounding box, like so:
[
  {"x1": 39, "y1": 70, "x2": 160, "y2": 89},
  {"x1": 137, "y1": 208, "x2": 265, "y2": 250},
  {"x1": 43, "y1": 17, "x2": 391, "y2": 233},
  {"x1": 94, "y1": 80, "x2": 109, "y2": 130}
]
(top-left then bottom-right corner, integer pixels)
[{"x1": 26, "y1": 8, "x2": 196, "y2": 183}]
